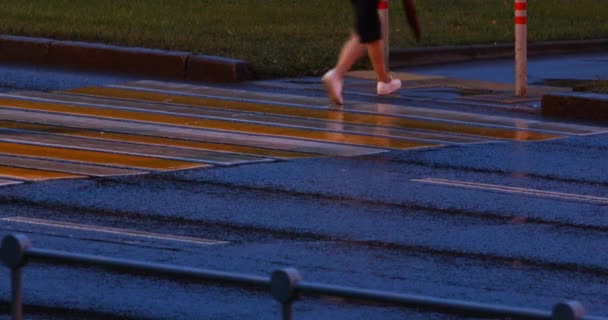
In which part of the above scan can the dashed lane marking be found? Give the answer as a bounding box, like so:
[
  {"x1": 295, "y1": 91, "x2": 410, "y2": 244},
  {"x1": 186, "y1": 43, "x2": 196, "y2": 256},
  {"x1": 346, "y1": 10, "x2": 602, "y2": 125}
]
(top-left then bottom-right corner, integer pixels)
[
  {"x1": 412, "y1": 178, "x2": 608, "y2": 205},
  {"x1": 0, "y1": 179, "x2": 23, "y2": 186},
  {"x1": 1, "y1": 216, "x2": 229, "y2": 245}
]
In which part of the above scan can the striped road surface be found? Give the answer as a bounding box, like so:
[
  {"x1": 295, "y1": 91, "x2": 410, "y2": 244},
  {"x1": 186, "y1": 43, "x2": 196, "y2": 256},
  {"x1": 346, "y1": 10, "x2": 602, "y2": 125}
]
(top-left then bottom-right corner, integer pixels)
[{"x1": 0, "y1": 80, "x2": 604, "y2": 186}]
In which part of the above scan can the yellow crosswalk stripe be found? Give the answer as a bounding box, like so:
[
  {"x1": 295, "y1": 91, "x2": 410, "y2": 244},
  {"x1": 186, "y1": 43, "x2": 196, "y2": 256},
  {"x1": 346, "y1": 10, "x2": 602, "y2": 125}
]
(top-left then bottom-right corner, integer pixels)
[
  {"x1": 0, "y1": 165, "x2": 84, "y2": 181},
  {"x1": 12, "y1": 91, "x2": 483, "y2": 144},
  {"x1": 0, "y1": 120, "x2": 318, "y2": 160},
  {"x1": 0, "y1": 107, "x2": 381, "y2": 157},
  {"x1": 0, "y1": 154, "x2": 145, "y2": 177},
  {"x1": 0, "y1": 141, "x2": 205, "y2": 171},
  {"x1": 117, "y1": 80, "x2": 605, "y2": 135},
  {"x1": 64, "y1": 86, "x2": 561, "y2": 141},
  {"x1": 0, "y1": 97, "x2": 435, "y2": 150}
]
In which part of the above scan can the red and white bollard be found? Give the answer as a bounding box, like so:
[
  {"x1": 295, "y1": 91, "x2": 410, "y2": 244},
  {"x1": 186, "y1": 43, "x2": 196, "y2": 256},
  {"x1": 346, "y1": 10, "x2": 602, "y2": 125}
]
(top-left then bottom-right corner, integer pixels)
[
  {"x1": 378, "y1": 0, "x2": 390, "y2": 70},
  {"x1": 515, "y1": 0, "x2": 527, "y2": 96}
]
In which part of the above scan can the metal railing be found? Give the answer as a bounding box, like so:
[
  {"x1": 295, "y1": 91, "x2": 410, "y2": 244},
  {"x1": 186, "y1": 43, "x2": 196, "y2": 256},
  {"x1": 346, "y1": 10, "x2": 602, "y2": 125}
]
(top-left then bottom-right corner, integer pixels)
[{"x1": 0, "y1": 234, "x2": 605, "y2": 320}]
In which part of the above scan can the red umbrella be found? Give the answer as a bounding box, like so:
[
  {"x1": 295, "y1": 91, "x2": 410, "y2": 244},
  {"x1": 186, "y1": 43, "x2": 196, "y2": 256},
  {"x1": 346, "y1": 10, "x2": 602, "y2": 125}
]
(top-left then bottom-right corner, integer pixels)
[{"x1": 402, "y1": 0, "x2": 421, "y2": 42}]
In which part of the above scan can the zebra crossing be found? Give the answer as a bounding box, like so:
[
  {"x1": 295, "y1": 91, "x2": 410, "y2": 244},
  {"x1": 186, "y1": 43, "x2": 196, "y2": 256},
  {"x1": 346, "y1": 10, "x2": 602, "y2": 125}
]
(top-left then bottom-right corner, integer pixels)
[{"x1": 0, "y1": 80, "x2": 604, "y2": 185}]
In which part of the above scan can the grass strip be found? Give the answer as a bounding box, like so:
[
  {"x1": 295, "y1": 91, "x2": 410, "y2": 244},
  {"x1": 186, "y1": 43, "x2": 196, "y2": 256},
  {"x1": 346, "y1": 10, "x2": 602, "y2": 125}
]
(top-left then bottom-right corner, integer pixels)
[{"x1": 0, "y1": 0, "x2": 607, "y2": 78}]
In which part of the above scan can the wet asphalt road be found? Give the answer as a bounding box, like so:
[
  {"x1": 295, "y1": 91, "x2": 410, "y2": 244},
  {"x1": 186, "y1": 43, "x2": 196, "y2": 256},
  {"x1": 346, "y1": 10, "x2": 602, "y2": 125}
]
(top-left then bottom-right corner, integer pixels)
[{"x1": 0, "y1": 60, "x2": 606, "y2": 319}]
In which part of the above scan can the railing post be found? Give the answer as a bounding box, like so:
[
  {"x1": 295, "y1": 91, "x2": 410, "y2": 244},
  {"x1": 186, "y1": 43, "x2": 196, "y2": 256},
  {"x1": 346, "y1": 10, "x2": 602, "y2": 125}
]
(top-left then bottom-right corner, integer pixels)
[
  {"x1": 378, "y1": 0, "x2": 390, "y2": 70},
  {"x1": 0, "y1": 234, "x2": 32, "y2": 320},
  {"x1": 270, "y1": 268, "x2": 302, "y2": 320},
  {"x1": 514, "y1": 0, "x2": 528, "y2": 96},
  {"x1": 551, "y1": 301, "x2": 586, "y2": 320}
]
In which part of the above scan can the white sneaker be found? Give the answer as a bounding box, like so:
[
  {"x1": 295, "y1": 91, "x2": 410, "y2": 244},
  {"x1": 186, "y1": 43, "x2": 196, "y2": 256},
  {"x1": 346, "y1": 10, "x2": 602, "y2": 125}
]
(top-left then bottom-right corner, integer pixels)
[
  {"x1": 377, "y1": 77, "x2": 402, "y2": 95},
  {"x1": 322, "y1": 69, "x2": 344, "y2": 105}
]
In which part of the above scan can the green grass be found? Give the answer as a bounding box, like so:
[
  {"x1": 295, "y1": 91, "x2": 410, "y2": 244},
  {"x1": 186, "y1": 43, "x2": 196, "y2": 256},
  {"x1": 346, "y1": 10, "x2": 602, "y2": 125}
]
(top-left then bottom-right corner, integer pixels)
[{"x1": 1, "y1": 0, "x2": 607, "y2": 78}]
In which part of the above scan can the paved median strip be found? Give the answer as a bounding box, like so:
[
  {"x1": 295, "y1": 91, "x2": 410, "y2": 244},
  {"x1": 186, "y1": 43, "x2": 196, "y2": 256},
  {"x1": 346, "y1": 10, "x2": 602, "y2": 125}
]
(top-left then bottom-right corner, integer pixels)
[
  {"x1": 412, "y1": 178, "x2": 608, "y2": 205},
  {"x1": 1, "y1": 216, "x2": 229, "y2": 245}
]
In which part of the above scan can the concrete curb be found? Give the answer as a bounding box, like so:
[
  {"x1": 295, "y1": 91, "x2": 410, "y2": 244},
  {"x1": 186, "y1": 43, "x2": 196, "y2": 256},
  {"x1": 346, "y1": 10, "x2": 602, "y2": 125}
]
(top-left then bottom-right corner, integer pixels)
[
  {"x1": 390, "y1": 39, "x2": 608, "y2": 67},
  {"x1": 48, "y1": 41, "x2": 190, "y2": 79},
  {"x1": 186, "y1": 55, "x2": 252, "y2": 83},
  {"x1": 0, "y1": 35, "x2": 50, "y2": 64},
  {"x1": 0, "y1": 35, "x2": 252, "y2": 83},
  {"x1": 541, "y1": 92, "x2": 608, "y2": 123}
]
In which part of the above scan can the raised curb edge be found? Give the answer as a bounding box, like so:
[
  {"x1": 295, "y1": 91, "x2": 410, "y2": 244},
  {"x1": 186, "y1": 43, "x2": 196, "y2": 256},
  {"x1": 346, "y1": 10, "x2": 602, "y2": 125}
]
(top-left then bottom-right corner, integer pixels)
[
  {"x1": 0, "y1": 35, "x2": 252, "y2": 83},
  {"x1": 541, "y1": 92, "x2": 608, "y2": 123}
]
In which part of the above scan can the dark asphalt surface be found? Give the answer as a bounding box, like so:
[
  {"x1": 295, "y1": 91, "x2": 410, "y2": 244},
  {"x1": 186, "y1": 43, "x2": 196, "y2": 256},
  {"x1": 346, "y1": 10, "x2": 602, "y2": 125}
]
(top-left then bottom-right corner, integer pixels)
[
  {"x1": 0, "y1": 63, "x2": 145, "y2": 93},
  {"x1": 0, "y1": 53, "x2": 606, "y2": 319}
]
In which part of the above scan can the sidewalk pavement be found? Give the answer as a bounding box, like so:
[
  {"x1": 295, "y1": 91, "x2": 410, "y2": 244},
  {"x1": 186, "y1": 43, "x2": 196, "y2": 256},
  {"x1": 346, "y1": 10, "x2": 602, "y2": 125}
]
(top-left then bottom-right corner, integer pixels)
[
  {"x1": 1, "y1": 35, "x2": 607, "y2": 122},
  {"x1": 399, "y1": 52, "x2": 608, "y2": 122},
  {"x1": 345, "y1": 51, "x2": 608, "y2": 122}
]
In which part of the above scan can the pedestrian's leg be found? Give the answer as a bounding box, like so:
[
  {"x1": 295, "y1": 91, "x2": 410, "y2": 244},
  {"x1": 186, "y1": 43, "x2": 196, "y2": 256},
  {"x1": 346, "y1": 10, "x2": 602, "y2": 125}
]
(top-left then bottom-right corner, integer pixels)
[
  {"x1": 350, "y1": 0, "x2": 401, "y2": 95},
  {"x1": 366, "y1": 39, "x2": 391, "y2": 83},
  {"x1": 367, "y1": 39, "x2": 402, "y2": 95},
  {"x1": 323, "y1": 34, "x2": 366, "y2": 105},
  {"x1": 335, "y1": 33, "x2": 366, "y2": 78}
]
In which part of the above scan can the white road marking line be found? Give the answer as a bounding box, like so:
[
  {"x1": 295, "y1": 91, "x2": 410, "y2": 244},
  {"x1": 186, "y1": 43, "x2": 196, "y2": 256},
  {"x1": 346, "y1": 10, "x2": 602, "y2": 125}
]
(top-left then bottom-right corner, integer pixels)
[
  {"x1": 0, "y1": 179, "x2": 23, "y2": 186},
  {"x1": 1, "y1": 216, "x2": 229, "y2": 245},
  {"x1": 412, "y1": 178, "x2": 608, "y2": 205},
  {"x1": 108, "y1": 83, "x2": 323, "y2": 109}
]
